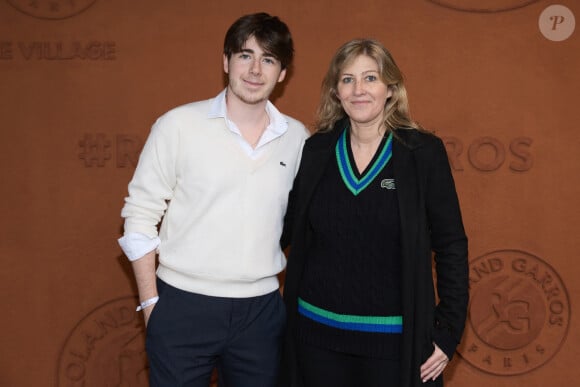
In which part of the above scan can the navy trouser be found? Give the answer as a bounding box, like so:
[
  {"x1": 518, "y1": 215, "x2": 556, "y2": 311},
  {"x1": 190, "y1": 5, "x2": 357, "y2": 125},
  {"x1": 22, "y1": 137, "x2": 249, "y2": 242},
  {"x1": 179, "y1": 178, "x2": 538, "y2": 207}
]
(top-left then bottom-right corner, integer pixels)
[{"x1": 146, "y1": 279, "x2": 286, "y2": 387}]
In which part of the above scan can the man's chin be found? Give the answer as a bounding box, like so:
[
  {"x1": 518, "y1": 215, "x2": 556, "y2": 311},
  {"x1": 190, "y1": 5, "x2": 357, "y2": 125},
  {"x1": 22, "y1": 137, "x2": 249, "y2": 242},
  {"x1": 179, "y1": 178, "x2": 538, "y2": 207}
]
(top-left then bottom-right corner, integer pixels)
[
  {"x1": 240, "y1": 93, "x2": 268, "y2": 105},
  {"x1": 228, "y1": 86, "x2": 271, "y2": 106}
]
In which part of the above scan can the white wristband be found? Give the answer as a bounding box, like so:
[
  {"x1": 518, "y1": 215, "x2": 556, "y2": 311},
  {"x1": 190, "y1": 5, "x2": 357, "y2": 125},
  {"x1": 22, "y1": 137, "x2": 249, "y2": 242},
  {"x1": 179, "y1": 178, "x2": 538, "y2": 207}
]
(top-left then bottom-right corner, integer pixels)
[{"x1": 136, "y1": 296, "x2": 159, "y2": 311}]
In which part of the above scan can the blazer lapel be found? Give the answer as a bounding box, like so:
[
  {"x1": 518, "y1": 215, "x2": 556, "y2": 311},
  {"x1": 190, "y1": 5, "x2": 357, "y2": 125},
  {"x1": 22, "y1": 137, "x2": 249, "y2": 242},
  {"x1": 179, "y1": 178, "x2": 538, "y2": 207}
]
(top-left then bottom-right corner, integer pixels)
[
  {"x1": 393, "y1": 137, "x2": 421, "y2": 303},
  {"x1": 393, "y1": 138, "x2": 419, "y2": 244},
  {"x1": 299, "y1": 128, "x2": 342, "y2": 213}
]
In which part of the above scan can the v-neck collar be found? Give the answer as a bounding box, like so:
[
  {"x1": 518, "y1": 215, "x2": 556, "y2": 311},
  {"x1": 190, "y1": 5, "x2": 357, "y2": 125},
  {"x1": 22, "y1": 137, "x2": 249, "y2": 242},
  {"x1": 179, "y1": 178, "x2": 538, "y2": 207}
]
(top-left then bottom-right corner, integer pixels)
[{"x1": 336, "y1": 127, "x2": 393, "y2": 196}]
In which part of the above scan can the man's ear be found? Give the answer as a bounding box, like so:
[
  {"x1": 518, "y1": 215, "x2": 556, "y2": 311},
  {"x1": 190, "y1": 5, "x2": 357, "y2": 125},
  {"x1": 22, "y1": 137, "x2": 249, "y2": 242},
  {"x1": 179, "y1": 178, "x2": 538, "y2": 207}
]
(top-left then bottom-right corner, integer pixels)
[
  {"x1": 277, "y1": 68, "x2": 287, "y2": 83},
  {"x1": 223, "y1": 54, "x2": 229, "y2": 74}
]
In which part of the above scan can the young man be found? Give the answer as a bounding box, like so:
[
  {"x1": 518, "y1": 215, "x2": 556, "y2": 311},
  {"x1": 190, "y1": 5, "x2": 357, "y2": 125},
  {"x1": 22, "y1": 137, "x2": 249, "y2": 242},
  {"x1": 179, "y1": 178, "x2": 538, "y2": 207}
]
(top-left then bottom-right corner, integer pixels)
[{"x1": 118, "y1": 13, "x2": 308, "y2": 387}]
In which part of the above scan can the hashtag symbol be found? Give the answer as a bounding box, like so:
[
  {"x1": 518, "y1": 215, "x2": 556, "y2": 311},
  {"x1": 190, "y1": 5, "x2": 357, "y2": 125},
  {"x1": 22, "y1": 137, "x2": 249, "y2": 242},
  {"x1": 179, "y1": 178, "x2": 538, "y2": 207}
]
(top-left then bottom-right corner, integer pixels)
[{"x1": 79, "y1": 133, "x2": 112, "y2": 167}]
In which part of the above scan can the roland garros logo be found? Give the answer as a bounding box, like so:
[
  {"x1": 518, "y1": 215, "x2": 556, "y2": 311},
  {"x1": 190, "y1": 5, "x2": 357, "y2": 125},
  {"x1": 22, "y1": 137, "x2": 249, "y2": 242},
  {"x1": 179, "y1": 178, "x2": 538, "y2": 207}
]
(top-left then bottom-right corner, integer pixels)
[
  {"x1": 458, "y1": 250, "x2": 570, "y2": 376},
  {"x1": 56, "y1": 296, "x2": 148, "y2": 386},
  {"x1": 7, "y1": 0, "x2": 97, "y2": 20}
]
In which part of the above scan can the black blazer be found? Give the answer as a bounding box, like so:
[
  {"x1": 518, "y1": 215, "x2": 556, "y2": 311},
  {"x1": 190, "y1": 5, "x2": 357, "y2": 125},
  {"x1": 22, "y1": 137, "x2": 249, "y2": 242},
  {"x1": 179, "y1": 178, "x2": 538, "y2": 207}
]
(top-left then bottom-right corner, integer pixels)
[{"x1": 280, "y1": 120, "x2": 469, "y2": 387}]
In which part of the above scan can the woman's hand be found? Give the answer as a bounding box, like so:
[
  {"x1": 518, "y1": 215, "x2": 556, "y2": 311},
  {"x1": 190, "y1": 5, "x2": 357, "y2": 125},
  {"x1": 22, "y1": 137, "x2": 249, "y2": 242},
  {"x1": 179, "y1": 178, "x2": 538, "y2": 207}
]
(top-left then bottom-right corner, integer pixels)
[{"x1": 420, "y1": 343, "x2": 449, "y2": 383}]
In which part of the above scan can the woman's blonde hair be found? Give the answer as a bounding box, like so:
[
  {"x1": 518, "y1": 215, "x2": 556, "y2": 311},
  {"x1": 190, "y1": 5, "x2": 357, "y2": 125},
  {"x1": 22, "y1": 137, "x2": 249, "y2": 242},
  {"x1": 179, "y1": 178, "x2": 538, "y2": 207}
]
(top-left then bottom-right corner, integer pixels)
[{"x1": 315, "y1": 39, "x2": 418, "y2": 132}]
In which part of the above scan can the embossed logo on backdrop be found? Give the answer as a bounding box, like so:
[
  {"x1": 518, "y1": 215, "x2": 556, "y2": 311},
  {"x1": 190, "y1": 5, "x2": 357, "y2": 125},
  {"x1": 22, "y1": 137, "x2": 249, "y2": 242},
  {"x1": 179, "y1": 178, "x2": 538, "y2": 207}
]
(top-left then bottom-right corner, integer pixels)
[
  {"x1": 2, "y1": 1, "x2": 115, "y2": 61},
  {"x1": 427, "y1": 0, "x2": 540, "y2": 13},
  {"x1": 443, "y1": 136, "x2": 533, "y2": 172},
  {"x1": 7, "y1": 0, "x2": 97, "y2": 20},
  {"x1": 458, "y1": 250, "x2": 570, "y2": 376},
  {"x1": 56, "y1": 296, "x2": 149, "y2": 386}
]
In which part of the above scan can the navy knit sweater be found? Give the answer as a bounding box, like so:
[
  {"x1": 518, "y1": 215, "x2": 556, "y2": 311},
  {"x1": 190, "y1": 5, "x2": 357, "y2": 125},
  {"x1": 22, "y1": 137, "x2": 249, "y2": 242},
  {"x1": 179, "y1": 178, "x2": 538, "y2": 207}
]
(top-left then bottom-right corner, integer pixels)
[{"x1": 297, "y1": 131, "x2": 403, "y2": 359}]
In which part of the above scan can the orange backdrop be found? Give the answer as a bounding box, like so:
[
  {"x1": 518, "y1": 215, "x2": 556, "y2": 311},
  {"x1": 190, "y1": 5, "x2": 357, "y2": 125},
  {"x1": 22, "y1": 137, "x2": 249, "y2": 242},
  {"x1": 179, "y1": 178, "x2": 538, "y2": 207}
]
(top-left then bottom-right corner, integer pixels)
[{"x1": 1, "y1": 0, "x2": 579, "y2": 385}]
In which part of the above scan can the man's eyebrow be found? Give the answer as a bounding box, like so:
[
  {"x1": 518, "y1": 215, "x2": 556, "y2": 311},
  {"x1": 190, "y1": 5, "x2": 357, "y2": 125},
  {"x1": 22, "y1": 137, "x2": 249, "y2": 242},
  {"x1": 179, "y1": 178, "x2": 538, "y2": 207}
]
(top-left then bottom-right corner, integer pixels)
[{"x1": 239, "y1": 48, "x2": 277, "y2": 58}]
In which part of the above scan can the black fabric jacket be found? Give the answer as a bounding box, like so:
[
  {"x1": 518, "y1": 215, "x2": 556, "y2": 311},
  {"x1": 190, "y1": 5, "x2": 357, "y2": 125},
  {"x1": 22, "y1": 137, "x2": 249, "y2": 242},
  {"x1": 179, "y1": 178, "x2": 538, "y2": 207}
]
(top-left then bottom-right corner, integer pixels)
[{"x1": 279, "y1": 120, "x2": 469, "y2": 387}]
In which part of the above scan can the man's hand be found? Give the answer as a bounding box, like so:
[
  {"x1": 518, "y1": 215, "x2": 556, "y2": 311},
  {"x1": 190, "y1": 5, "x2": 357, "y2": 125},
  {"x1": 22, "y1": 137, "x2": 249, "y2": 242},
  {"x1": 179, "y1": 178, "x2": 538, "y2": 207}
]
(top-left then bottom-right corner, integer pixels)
[
  {"x1": 131, "y1": 249, "x2": 158, "y2": 328},
  {"x1": 143, "y1": 304, "x2": 155, "y2": 326}
]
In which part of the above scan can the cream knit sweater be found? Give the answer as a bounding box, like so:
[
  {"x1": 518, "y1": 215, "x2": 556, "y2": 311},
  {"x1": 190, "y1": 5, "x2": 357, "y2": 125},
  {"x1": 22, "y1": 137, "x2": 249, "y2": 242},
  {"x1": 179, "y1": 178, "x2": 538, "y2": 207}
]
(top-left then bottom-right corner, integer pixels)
[{"x1": 121, "y1": 97, "x2": 308, "y2": 297}]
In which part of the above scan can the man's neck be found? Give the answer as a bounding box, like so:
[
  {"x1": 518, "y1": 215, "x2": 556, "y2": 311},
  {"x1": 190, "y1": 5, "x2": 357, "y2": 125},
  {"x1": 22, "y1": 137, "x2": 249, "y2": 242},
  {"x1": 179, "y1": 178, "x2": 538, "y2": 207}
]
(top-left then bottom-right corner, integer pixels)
[
  {"x1": 225, "y1": 87, "x2": 271, "y2": 148},
  {"x1": 225, "y1": 87, "x2": 269, "y2": 128}
]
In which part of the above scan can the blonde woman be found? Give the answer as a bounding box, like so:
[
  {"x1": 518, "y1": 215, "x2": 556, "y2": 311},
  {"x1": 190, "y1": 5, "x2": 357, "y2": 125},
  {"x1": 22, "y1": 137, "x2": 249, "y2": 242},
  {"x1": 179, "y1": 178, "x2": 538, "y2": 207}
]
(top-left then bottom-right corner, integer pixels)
[{"x1": 280, "y1": 39, "x2": 468, "y2": 387}]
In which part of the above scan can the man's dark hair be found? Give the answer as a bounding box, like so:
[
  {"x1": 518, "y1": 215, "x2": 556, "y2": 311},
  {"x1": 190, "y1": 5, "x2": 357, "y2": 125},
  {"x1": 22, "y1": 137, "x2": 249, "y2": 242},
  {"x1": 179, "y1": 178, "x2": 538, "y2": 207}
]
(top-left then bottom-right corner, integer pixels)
[{"x1": 223, "y1": 12, "x2": 294, "y2": 70}]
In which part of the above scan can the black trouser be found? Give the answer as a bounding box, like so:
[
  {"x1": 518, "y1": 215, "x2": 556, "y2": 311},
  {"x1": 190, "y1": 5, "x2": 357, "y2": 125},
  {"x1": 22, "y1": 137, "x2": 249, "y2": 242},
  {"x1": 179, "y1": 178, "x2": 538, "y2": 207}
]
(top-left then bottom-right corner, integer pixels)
[
  {"x1": 297, "y1": 340, "x2": 400, "y2": 387},
  {"x1": 146, "y1": 279, "x2": 286, "y2": 387}
]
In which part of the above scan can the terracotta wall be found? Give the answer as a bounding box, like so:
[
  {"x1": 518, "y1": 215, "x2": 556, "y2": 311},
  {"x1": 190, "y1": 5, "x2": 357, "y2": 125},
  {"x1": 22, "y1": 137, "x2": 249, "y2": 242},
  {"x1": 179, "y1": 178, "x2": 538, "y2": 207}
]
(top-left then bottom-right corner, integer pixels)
[{"x1": 1, "y1": 0, "x2": 578, "y2": 385}]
